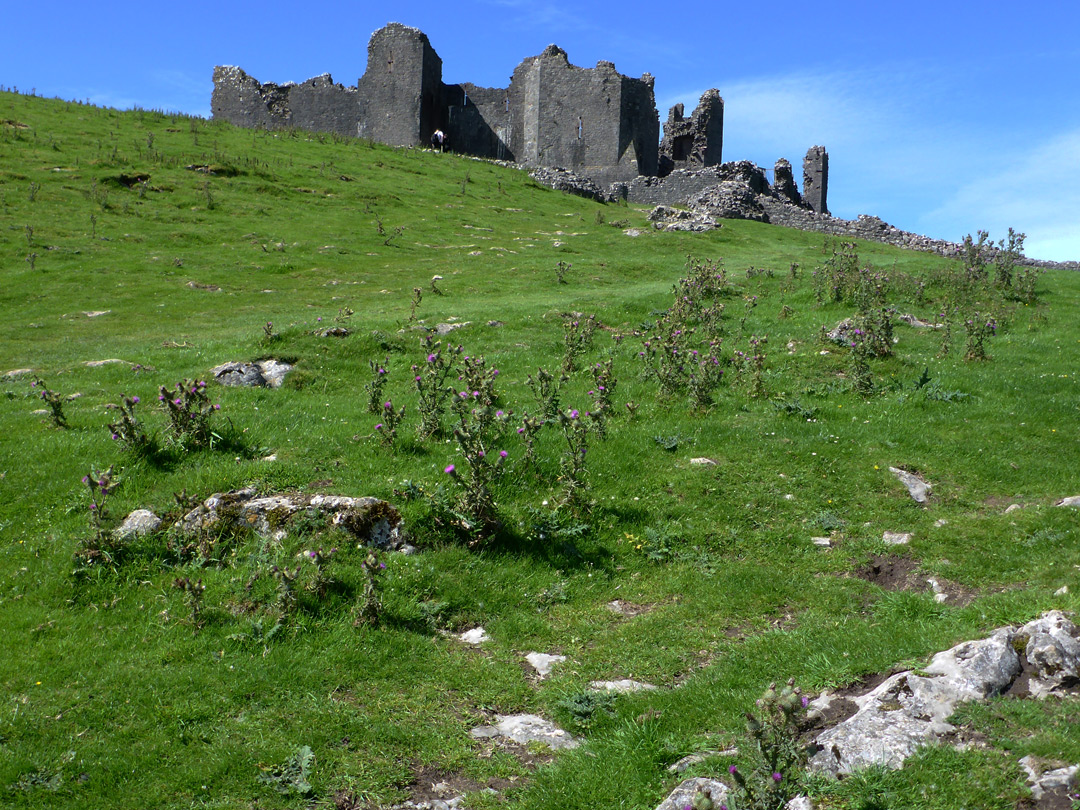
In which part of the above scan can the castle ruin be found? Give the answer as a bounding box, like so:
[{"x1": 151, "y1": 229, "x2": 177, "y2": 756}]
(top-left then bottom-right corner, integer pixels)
[{"x1": 212, "y1": 22, "x2": 827, "y2": 215}]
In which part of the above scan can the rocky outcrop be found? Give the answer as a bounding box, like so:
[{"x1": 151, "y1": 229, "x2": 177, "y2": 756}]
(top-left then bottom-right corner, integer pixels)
[
  {"x1": 809, "y1": 612, "x2": 1080, "y2": 777},
  {"x1": 210, "y1": 359, "x2": 292, "y2": 388},
  {"x1": 174, "y1": 487, "x2": 405, "y2": 547}
]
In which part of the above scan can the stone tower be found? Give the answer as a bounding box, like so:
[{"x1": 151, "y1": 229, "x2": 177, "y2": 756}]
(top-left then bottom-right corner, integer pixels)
[
  {"x1": 803, "y1": 146, "x2": 829, "y2": 215},
  {"x1": 658, "y1": 89, "x2": 724, "y2": 176}
]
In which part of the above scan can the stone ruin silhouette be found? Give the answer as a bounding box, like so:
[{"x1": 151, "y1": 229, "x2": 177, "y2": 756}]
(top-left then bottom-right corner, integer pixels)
[{"x1": 211, "y1": 22, "x2": 829, "y2": 215}]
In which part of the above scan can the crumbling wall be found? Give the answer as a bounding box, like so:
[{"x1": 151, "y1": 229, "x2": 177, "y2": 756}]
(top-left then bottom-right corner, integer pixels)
[
  {"x1": 355, "y1": 23, "x2": 442, "y2": 146},
  {"x1": 505, "y1": 47, "x2": 658, "y2": 186},
  {"x1": 803, "y1": 145, "x2": 829, "y2": 214},
  {"x1": 773, "y1": 158, "x2": 801, "y2": 205},
  {"x1": 279, "y1": 75, "x2": 359, "y2": 135},
  {"x1": 658, "y1": 89, "x2": 723, "y2": 176},
  {"x1": 211, "y1": 66, "x2": 293, "y2": 129}
]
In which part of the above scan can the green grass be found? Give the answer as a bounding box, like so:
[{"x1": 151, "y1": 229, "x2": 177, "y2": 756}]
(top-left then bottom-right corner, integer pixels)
[{"x1": 1, "y1": 90, "x2": 1078, "y2": 809}]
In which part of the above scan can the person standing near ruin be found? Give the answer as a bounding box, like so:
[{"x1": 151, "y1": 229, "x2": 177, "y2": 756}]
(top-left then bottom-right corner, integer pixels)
[{"x1": 430, "y1": 129, "x2": 446, "y2": 152}]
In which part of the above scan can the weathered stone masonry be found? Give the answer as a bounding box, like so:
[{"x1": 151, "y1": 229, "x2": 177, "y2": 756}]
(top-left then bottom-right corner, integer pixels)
[{"x1": 213, "y1": 23, "x2": 663, "y2": 187}]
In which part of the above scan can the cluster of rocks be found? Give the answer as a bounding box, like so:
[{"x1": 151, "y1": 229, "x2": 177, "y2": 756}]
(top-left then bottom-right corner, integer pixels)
[
  {"x1": 115, "y1": 488, "x2": 409, "y2": 550},
  {"x1": 525, "y1": 158, "x2": 1078, "y2": 270}
]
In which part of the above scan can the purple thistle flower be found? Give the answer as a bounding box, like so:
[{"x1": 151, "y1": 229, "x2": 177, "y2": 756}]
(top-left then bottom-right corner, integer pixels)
[
  {"x1": 375, "y1": 423, "x2": 383, "y2": 430},
  {"x1": 82, "y1": 476, "x2": 89, "y2": 484},
  {"x1": 801, "y1": 695, "x2": 809, "y2": 708},
  {"x1": 89, "y1": 503, "x2": 96, "y2": 510},
  {"x1": 317, "y1": 317, "x2": 322, "y2": 322},
  {"x1": 379, "y1": 562, "x2": 386, "y2": 569},
  {"x1": 444, "y1": 464, "x2": 455, "y2": 474},
  {"x1": 384, "y1": 401, "x2": 392, "y2": 409},
  {"x1": 772, "y1": 772, "x2": 782, "y2": 783},
  {"x1": 427, "y1": 353, "x2": 437, "y2": 362},
  {"x1": 477, "y1": 450, "x2": 485, "y2": 458},
  {"x1": 569, "y1": 409, "x2": 579, "y2": 419},
  {"x1": 499, "y1": 450, "x2": 508, "y2": 458},
  {"x1": 496, "y1": 410, "x2": 504, "y2": 417},
  {"x1": 158, "y1": 394, "x2": 165, "y2": 401},
  {"x1": 131, "y1": 396, "x2": 140, "y2": 404},
  {"x1": 517, "y1": 427, "x2": 525, "y2": 434},
  {"x1": 213, "y1": 404, "x2": 220, "y2": 410},
  {"x1": 174, "y1": 398, "x2": 182, "y2": 406},
  {"x1": 729, "y1": 765, "x2": 738, "y2": 775},
  {"x1": 111, "y1": 433, "x2": 119, "y2": 440}
]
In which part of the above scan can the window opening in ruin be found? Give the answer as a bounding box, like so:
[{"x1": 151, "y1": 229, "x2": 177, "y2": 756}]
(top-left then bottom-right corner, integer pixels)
[
  {"x1": 505, "y1": 94, "x2": 509, "y2": 112},
  {"x1": 672, "y1": 135, "x2": 692, "y2": 161},
  {"x1": 463, "y1": 88, "x2": 468, "y2": 106},
  {"x1": 578, "y1": 117, "x2": 583, "y2": 139},
  {"x1": 387, "y1": 56, "x2": 394, "y2": 73}
]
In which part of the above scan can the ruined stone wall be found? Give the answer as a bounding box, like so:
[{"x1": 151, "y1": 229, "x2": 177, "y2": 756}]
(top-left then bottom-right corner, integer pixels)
[
  {"x1": 505, "y1": 47, "x2": 657, "y2": 187},
  {"x1": 658, "y1": 89, "x2": 723, "y2": 176},
  {"x1": 443, "y1": 83, "x2": 514, "y2": 161},
  {"x1": 279, "y1": 75, "x2": 360, "y2": 136},
  {"x1": 803, "y1": 145, "x2": 829, "y2": 214},
  {"x1": 211, "y1": 66, "x2": 293, "y2": 129},
  {"x1": 355, "y1": 23, "x2": 442, "y2": 146}
]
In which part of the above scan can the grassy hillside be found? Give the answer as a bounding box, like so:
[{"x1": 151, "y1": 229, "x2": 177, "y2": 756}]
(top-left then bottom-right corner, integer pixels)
[{"x1": 1, "y1": 90, "x2": 1078, "y2": 810}]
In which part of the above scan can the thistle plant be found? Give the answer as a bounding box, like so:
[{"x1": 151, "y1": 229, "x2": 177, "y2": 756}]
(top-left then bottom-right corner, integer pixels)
[
  {"x1": 733, "y1": 335, "x2": 768, "y2": 398},
  {"x1": 688, "y1": 353, "x2": 725, "y2": 409},
  {"x1": 159, "y1": 379, "x2": 220, "y2": 449},
  {"x1": 993, "y1": 228, "x2": 1025, "y2": 289},
  {"x1": 365, "y1": 358, "x2": 390, "y2": 414},
  {"x1": 563, "y1": 314, "x2": 598, "y2": 373},
  {"x1": 726, "y1": 679, "x2": 811, "y2": 810},
  {"x1": 107, "y1": 393, "x2": 152, "y2": 453},
  {"x1": 964, "y1": 312, "x2": 997, "y2": 361},
  {"x1": 589, "y1": 359, "x2": 617, "y2": 414},
  {"x1": 848, "y1": 327, "x2": 875, "y2": 396},
  {"x1": 517, "y1": 412, "x2": 545, "y2": 467},
  {"x1": 555, "y1": 260, "x2": 571, "y2": 285},
  {"x1": 298, "y1": 546, "x2": 337, "y2": 598},
  {"x1": 30, "y1": 376, "x2": 67, "y2": 428},
  {"x1": 557, "y1": 408, "x2": 591, "y2": 511},
  {"x1": 354, "y1": 550, "x2": 386, "y2": 627},
  {"x1": 1016, "y1": 266, "x2": 1042, "y2": 304},
  {"x1": 409, "y1": 286, "x2": 422, "y2": 321},
  {"x1": 374, "y1": 399, "x2": 407, "y2": 447},
  {"x1": 442, "y1": 356, "x2": 508, "y2": 535},
  {"x1": 74, "y1": 466, "x2": 120, "y2": 568},
  {"x1": 527, "y1": 366, "x2": 567, "y2": 421},
  {"x1": 271, "y1": 565, "x2": 301, "y2": 620},
  {"x1": 173, "y1": 577, "x2": 206, "y2": 630},
  {"x1": 961, "y1": 230, "x2": 990, "y2": 284},
  {"x1": 413, "y1": 335, "x2": 461, "y2": 439}
]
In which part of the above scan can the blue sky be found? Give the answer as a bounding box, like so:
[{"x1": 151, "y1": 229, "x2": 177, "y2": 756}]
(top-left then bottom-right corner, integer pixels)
[{"x1": 5, "y1": 1, "x2": 1078, "y2": 260}]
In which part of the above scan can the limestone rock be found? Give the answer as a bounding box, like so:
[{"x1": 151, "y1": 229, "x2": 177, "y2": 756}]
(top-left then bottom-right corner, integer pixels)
[
  {"x1": 113, "y1": 509, "x2": 162, "y2": 541},
  {"x1": 525, "y1": 652, "x2": 565, "y2": 678},
  {"x1": 812, "y1": 537, "x2": 832, "y2": 547},
  {"x1": 175, "y1": 488, "x2": 403, "y2": 547},
  {"x1": 1056, "y1": 495, "x2": 1080, "y2": 507},
  {"x1": 589, "y1": 679, "x2": 658, "y2": 693},
  {"x1": 889, "y1": 467, "x2": 931, "y2": 503},
  {"x1": 459, "y1": 627, "x2": 490, "y2": 644},
  {"x1": 1020, "y1": 756, "x2": 1079, "y2": 802},
  {"x1": 810, "y1": 627, "x2": 1020, "y2": 775},
  {"x1": 647, "y1": 205, "x2": 717, "y2": 233},
  {"x1": 210, "y1": 359, "x2": 292, "y2": 388},
  {"x1": 1018, "y1": 611, "x2": 1080, "y2": 698},
  {"x1": 654, "y1": 778, "x2": 729, "y2": 810},
  {"x1": 882, "y1": 532, "x2": 912, "y2": 546},
  {"x1": 689, "y1": 457, "x2": 717, "y2": 466},
  {"x1": 435, "y1": 322, "x2": 470, "y2": 336},
  {"x1": 469, "y1": 714, "x2": 578, "y2": 749}
]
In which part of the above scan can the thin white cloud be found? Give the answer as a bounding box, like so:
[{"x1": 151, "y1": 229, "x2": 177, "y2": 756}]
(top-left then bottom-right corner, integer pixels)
[{"x1": 925, "y1": 128, "x2": 1080, "y2": 262}]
